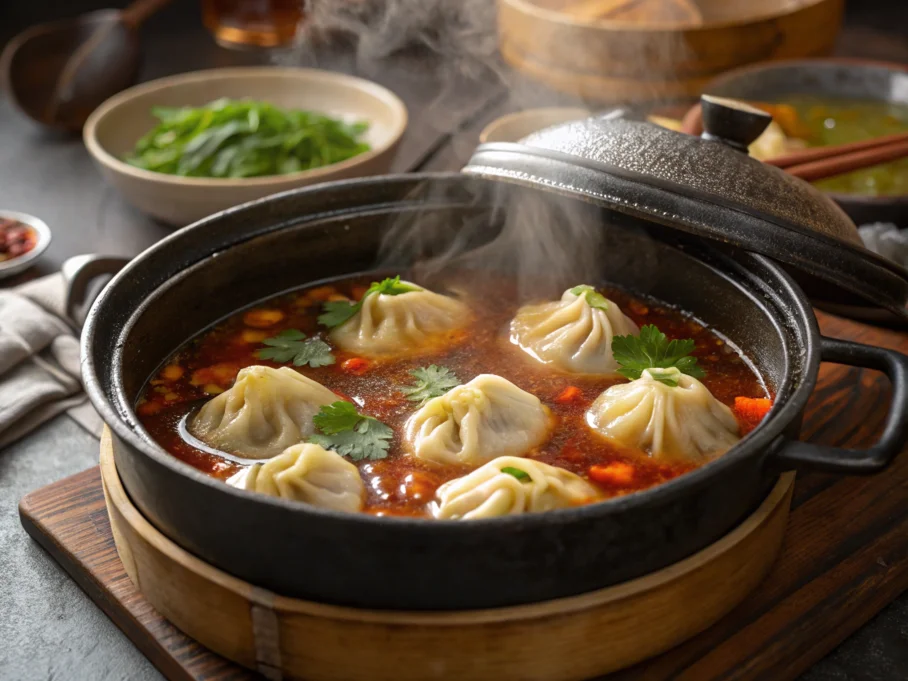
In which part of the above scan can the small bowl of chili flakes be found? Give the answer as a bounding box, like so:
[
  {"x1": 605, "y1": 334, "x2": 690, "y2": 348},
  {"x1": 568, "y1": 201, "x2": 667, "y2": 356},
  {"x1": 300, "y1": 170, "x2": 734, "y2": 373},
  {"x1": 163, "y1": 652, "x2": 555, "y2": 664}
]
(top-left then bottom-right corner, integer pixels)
[{"x1": 0, "y1": 211, "x2": 51, "y2": 279}]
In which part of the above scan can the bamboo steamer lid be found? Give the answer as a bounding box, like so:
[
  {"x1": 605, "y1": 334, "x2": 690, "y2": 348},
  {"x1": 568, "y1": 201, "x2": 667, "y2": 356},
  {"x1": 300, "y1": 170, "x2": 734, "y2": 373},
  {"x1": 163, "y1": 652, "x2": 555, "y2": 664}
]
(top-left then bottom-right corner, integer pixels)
[{"x1": 498, "y1": 0, "x2": 845, "y2": 102}]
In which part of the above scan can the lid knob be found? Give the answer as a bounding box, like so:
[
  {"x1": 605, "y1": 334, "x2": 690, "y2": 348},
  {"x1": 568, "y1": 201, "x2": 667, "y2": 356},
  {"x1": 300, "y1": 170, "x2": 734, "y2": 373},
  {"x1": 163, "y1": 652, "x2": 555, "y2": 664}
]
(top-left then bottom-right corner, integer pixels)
[{"x1": 699, "y1": 95, "x2": 772, "y2": 154}]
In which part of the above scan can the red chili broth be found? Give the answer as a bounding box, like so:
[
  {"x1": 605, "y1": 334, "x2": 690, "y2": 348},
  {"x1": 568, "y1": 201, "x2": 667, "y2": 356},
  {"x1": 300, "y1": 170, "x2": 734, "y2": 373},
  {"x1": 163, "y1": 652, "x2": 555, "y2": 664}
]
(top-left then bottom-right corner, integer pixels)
[{"x1": 137, "y1": 271, "x2": 770, "y2": 517}]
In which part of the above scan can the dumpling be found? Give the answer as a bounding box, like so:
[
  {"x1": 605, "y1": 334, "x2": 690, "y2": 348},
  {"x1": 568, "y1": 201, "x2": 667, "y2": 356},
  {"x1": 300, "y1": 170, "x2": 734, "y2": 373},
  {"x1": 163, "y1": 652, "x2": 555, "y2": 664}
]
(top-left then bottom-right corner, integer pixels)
[
  {"x1": 227, "y1": 443, "x2": 365, "y2": 513},
  {"x1": 329, "y1": 281, "x2": 470, "y2": 356},
  {"x1": 586, "y1": 367, "x2": 740, "y2": 461},
  {"x1": 433, "y1": 456, "x2": 599, "y2": 520},
  {"x1": 510, "y1": 286, "x2": 639, "y2": 374},
  {"x1": 405, "y1": 374, "x2": 551, "y2": 466},
  {"x1": 190, "y1": 365, "x2": 339, "y2": 459}
]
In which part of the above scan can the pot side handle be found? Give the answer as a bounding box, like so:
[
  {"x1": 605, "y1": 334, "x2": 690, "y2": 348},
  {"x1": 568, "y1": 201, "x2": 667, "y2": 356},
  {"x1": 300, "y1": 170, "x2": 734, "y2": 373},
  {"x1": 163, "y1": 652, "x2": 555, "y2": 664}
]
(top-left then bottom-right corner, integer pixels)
[
  {"x1": 771, "y1": 336, "x2": 908, "y2": 474},
  {"x1": 63, "y1": 254, "x2": 130, "y2": 327}
]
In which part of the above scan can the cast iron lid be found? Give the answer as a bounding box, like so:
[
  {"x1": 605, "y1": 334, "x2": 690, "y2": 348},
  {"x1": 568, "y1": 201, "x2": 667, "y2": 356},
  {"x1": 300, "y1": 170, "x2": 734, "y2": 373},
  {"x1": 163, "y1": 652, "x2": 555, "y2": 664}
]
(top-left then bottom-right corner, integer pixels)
[{"x1": 463, "y1": 96, "x2": 908, "y2": 323}]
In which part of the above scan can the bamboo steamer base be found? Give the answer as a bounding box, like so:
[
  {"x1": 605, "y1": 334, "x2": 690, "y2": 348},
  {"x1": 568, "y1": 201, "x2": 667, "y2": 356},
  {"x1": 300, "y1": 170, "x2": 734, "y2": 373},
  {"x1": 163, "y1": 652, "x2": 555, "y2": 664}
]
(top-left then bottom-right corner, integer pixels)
[{"x1": 100, "y1": 428, "x2": 795, "y2": 681}]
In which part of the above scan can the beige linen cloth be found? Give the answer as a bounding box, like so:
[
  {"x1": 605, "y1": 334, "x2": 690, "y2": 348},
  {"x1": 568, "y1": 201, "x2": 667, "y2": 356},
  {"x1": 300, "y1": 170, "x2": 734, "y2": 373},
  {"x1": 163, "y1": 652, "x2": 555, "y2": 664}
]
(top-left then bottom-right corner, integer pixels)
[{"x1": 0, "y1": 272, "x2": 103, "y2": 448}]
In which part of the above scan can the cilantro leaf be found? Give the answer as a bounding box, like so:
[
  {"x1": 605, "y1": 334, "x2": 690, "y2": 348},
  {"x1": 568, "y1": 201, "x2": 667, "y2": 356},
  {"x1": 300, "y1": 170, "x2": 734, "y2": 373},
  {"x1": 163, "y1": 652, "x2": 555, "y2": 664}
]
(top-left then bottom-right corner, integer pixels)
[
  {"x1": 612, "y1": 324, "x2": 706, "y2": 384},
  {"x1": 370, "y1": 275, "x2": 421, "y2": 297},
  {"x1": 309, "y1": 401, "x2": 393, "y2": 461},
  {"x1": 255, "y1": 329, "x2": 335, "y2": 368},
  {"x1": 570, "y1": 284, "x2": 609, "y2": 311},
  {"x1": 401, "y1": 365, "x2": 460, "y2": 405},
  {"x1": 318, "y1": 276, "x2": 421, "y2": 329},
  {"x1": 501, "y1": 466, "x2": 530, "y2": 481},
  {"x1": 312, "y1": 401, "x2": 362, "y2": 434},
  {"x1": 317, "y1": 300, "x2": 360, "y2": 328}
]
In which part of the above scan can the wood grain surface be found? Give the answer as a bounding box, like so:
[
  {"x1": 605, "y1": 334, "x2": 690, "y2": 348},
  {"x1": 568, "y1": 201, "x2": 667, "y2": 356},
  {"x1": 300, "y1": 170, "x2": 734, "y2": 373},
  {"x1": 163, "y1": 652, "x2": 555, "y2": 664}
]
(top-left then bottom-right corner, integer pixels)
[
  {"x1": 18, "y1": 309, "x2": 908, "y2": 681},
  {"x1": 498, "y1": 0, "x2": 843, "y2": 102}
]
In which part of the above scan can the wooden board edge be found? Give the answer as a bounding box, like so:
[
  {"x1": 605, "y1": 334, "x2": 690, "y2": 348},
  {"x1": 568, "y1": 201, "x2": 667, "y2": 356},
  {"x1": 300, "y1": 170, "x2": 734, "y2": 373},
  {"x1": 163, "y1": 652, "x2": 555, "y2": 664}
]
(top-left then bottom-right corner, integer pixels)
[{"x1": 18, "y1": 469, "x2": 197, "y2": 681}]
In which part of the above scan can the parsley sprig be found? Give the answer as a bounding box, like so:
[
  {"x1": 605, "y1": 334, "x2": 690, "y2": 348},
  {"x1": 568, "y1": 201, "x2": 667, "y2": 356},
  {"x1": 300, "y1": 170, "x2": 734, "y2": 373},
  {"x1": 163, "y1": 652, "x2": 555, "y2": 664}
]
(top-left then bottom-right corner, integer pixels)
[
  {"x1": 309, "y1": 401, "x2": 393, "y2": 461},
  {"x1": 318, "y1": 276, "x2": 421, "y2": 328},
  {"x1": 255, "y1": 329, "x2": 335, "y2": 368},
  {"x1": 401, "y1": 365, "x2": 460, "y2": 405},
  {"x1": 612, "y1": 324, "x2": 705, "y2": 387},
  {"x1": 570, "y1": 284, "x2": 609, "y2": 311}
]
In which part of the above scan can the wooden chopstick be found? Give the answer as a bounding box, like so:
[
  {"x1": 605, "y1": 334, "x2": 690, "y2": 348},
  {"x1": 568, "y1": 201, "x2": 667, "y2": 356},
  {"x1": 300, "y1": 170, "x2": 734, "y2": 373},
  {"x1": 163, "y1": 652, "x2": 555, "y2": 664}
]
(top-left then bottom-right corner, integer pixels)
[
  {"x1": 766, "y1": 131, "x2": 908, "y2": 169},
  {"x1": 783, "y1": 138, "x2": 908, "y2": 182}
]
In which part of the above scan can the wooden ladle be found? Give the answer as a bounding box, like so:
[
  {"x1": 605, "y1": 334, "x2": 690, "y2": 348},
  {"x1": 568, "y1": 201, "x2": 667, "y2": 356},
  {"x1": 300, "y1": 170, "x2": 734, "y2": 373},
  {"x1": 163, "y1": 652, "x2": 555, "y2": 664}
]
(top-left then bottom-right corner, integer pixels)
[{"x1": 0, "y1": 0, "x2": 172, "y2": 132}]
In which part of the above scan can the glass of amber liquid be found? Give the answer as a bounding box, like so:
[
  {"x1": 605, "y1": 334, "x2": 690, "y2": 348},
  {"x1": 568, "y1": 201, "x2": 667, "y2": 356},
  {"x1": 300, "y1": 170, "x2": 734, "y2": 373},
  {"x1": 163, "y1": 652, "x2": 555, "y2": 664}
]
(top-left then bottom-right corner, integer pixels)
[{"x1": 202, "y1": 0, "x2": 306, "y2": 49}]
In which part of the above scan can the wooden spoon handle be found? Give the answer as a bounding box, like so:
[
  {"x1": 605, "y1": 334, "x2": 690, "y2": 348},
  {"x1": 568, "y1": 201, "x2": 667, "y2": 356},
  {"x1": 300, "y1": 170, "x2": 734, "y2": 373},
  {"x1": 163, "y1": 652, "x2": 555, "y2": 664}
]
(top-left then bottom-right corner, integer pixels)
[
  {"x1": 784, "y1": 139, "x2": 908, "y2": 182},
  {"x1": 121, "y1": 0, "x2": 174, "y2": 28}
]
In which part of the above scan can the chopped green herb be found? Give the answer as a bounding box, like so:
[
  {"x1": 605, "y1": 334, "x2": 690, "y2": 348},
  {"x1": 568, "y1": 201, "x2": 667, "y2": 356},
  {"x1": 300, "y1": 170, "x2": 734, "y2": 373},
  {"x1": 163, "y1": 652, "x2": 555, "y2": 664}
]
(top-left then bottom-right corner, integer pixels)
[
  {"x1": 612, "y1": 324, "x2": 705, "y2": 385},
  {"x1": 124, "y1": 98, "x2": 370, "y2": 179},
  {"x1": 501, "y1": 466, "x2": 530, "y2": 481},
  {"x1": 318, "y1": 276, "x2": 421, "y2": 328},
  {"x1": 309, "y1": 401, "x2": 393, "y2": 461},
  {"x1": 401, "y1": 365, "x2": 461, "y2": 405},
  {"x1": 255, "y1": 329, "x2": 335, "y2": 368},
  {"x1": 643, "y1": 367, "x2": 684, "y2": 387},
  {"x1": 570, "y1": 284, "x2": 609, "y2": 311}
]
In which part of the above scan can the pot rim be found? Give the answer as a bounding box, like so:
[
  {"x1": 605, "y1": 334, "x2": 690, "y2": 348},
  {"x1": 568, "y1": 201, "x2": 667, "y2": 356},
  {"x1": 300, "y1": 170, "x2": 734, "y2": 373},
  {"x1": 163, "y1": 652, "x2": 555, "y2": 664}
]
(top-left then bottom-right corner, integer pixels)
[{"x1": 82, "y1": 172, "x2": 821, "y2": 531}]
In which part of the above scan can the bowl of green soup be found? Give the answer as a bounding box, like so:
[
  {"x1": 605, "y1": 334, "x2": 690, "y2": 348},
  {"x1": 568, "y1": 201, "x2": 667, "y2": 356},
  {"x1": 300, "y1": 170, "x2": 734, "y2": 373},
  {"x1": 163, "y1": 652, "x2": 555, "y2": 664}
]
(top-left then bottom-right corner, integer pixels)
[{"x1": 698, "y1": 58, "x2": 908, "y2": 226}]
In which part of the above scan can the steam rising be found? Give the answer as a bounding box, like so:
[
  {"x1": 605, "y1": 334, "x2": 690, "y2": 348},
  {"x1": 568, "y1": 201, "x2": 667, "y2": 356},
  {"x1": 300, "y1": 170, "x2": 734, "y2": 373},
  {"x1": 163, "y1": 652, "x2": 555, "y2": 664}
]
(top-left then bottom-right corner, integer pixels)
[
  {"x1": 298, "y1": 0, "x2": 660, "y2": 301},
  {"x1": 375, "y1": 181, "x2": 615, "y2": 300}
]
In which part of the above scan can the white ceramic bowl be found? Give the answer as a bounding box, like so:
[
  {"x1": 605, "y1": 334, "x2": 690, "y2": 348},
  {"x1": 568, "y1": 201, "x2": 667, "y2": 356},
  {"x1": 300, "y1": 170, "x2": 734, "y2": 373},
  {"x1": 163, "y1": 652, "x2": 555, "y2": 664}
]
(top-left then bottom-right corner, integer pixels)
[
  {"x1": 0, "y1": 210, "x2": 51, "y2": 280},
  {"x1": 479, "y1": 107, "x2": 591, "y2": 144},
  {"x1": 84, "y1": 67, "x2": 408, "y2": 226}
]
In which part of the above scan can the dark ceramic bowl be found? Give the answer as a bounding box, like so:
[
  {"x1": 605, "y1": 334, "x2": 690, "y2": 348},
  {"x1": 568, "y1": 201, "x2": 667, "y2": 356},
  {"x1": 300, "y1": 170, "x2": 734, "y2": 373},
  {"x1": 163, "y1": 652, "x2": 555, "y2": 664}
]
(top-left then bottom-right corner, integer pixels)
[
  {"x1": 79, "y1": 173, "x2": 908, "y2": 610},
  {"x1": 697, "y1": 58, "x2": 908, "y2": 226}
]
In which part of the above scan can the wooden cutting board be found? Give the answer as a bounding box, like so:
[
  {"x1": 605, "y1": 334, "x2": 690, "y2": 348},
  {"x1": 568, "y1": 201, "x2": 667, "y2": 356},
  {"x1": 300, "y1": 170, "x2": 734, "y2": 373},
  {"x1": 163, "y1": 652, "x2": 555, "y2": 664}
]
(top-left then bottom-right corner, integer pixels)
[{"x1": 18, "y1": 310, "x2": 908, "y2": 681}]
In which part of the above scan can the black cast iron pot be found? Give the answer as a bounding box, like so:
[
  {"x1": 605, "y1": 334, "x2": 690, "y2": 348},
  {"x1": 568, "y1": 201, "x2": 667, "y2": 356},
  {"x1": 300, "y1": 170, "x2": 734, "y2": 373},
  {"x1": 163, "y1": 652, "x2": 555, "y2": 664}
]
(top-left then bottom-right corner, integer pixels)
[{"x1": 81, "y1": 173, "x2": 908, "y2": 610}]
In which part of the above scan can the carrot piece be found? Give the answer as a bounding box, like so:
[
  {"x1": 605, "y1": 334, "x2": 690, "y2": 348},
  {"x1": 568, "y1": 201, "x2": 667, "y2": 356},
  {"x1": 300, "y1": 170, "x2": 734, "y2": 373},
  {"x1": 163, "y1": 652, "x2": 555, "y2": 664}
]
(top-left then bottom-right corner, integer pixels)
[
  {"x1": 351, "y1": 285, "x2": 369, "y2": 300},
  {"x1": 341, "y1": 357, "x2": 371, "y2": 375},
  {"x1": 242, "y1": 309, "x2": 285, "y2": 328},
  {"x1": 160, "y1": 364, "x2": 184, "y2": 381},
  {"x1": 734, "y1": 397, "x2": 772, "y2": 422},
  {"x1": 554, "y1": 386, "x2": 583, "y2": 405},
  {"x1": 306, "y1": 286, "x2": 338, "y2": 302},
  {"x1": 240, "y1": 329, "x2": 268, "y2": 344},
  {"x1": 588, "y1": 461, "x2": 635, "y2": 486},
  {"x1": 734, "y1": 397, "x2": 773, "y2": 435}
]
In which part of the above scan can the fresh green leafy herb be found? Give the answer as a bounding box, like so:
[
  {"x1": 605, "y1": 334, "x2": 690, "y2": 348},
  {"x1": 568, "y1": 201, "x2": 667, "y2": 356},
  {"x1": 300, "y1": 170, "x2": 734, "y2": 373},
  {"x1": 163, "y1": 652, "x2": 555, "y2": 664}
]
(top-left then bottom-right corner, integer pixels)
[
  {"x1": 309, "y1": 401, "x2": 393, "y2": 461},
  {"x1": 311, "y1": 401, "x2": 363, "y2": 434},
  {"x1": 570, "y1": 284, "x2": 609, "y2": 311},
  {"x1": 401, "y1": 365, "x2": 461, "y2": 405},
  {"x1": 318, "y1": 276, "x2": 421, "y2": 328},
  {"x1": 643, "y1": 367, "x2": 684, "y2": 387},
  {"x1": 255, "y1": 329, "x2": 335, "y2": 368},
  {"x1": 612, "y1": 324, "x2": 705, "y2": 386},
  {"x1": 124, "y1": 98, "x2": 370, "y2": 179},
  {"x1": 501, "y1": 466, "x2": 530, "y2": 482}
]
